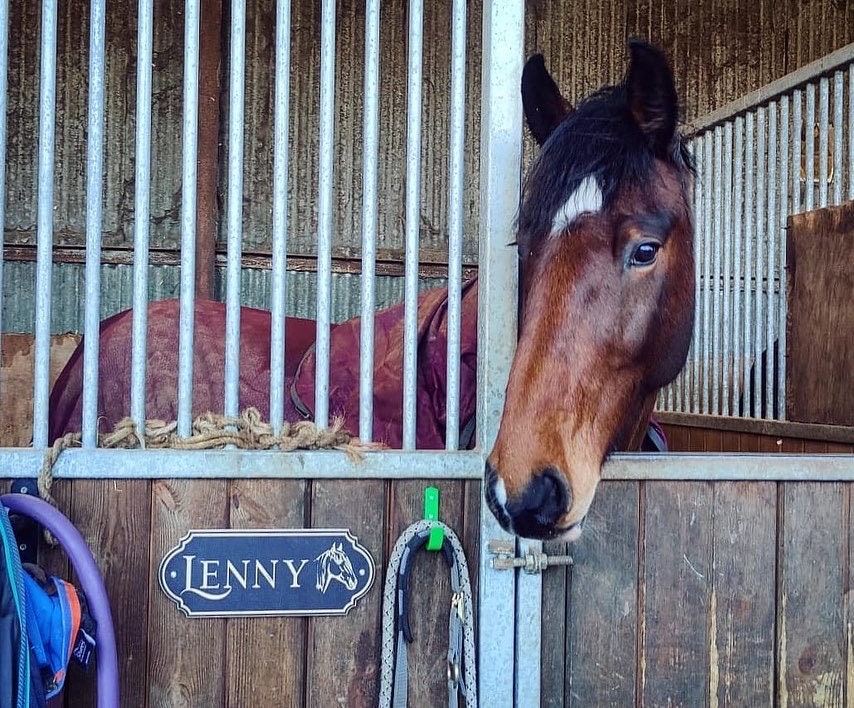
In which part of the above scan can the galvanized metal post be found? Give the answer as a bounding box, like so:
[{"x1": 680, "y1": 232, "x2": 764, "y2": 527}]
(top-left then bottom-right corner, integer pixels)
[{"x1": 478, "y1": 2, "x2": 527, "y2": 705}]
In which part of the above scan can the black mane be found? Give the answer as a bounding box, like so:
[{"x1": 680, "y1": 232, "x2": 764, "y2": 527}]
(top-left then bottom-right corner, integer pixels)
[{"x1": 518, "y1": 83, "x2": 692, "y2": 250}]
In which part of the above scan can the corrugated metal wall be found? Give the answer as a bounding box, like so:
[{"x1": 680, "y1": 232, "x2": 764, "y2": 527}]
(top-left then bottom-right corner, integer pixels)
[{"x1": 3, "y1": 0, "x2": 853, "y2": 333}]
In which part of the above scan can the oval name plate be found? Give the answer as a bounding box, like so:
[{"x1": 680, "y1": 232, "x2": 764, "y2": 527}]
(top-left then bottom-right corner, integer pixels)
[{"x1": 159, "y1": 528, "x2": 375, "y2": 617}]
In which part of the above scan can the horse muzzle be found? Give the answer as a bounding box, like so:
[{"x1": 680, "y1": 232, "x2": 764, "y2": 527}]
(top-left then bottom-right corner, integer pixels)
[{"x1": 484, "y1": 462, "x2": 577, "y2": 540}]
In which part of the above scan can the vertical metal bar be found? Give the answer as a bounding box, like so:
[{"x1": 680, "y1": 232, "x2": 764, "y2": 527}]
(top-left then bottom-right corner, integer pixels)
[
  {"x1": 269, "y1": 0, "x2": 291, "y2": 434},
  {"x1": 177, "y1": 0, "x2": 201, "y2": 437},
  {"x1": 818, "y1": 77, "x2": 829, "y2": 207},
  {"x1": 804, "y1": 83, "x2": 815, "y2": 212},
  {"x1": 710, "y1": 127, "x2": 723, "y2": 415},
  {"x1": 721, "y1": 121, "x2": 733, "y2": 416},
  {"x1": 849, "y1": 68, "x2": 853, "y2": 201},
  {"x1": 32, "y1": 0, "x2": 58, "y2": 448},
  {"x1": 792, "y1": 90, "x2": 802, "y2": 215},
  {"x1": 731, "y1": 117, "x2": 744, "y2": 416},
  {"x1": 314, "y1": 0, "x2": 336, "y2": 429},
  {"x1": 401, "y1": 0, "x2": 424, "y2": 450},
  {"x1": 832, "y1": 71, "x2": 843, "y2": 206},
  {"x1": 81, "y1": 0, "x2": 107, "y2": 448},
  {"x1": 0, "y1": 0, "x2": 9, "y2": 368},
  {"x1": 358, "y1": 0, "x2": 380, "y2": 442},
  {"x1": 223, "y1": 0, "x2": 246, "y2": 418},
  {"x1": 478, "y1": 1, "x2": 523, "y2": 705},
  {"x1": 132, "y1": 0, "x2": 154, "y2": 430},
  {"x1": 445, "y1": 0, "x2": 466, "y2": 450},
  {"x1": 690, "y1": 138, "x2": 703, "y2": 414},
  {"x1": 765, "y1": 103, "x2": 777, "y2": 420},
  {"x1": 752, "y1": 108, "x2": 766, "y2": 418},
  {"x1": 742, "y1": 112, "x2": 755, "y2": 418},
  {"x1": 700, "y1": 134, "x2": 712, "y2": 415},
  {"x1": 778, "y1": 96, "x2": 790, "y2": 420}
]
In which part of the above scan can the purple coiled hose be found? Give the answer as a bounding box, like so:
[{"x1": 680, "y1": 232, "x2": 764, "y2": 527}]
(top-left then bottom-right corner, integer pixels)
[{"x1": 1, "y1": 494, "x2": 120, "y2": 708}]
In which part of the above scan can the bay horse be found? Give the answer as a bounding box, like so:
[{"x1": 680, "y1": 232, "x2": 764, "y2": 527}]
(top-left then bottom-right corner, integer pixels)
[{"x1": 484, "y1": 40, "x2": 695, "y2": 542}]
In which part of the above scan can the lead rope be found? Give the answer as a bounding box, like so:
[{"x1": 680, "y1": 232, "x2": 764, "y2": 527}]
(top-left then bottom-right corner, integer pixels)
[{"x1": 378, "y1": 520, "x2": 477, "y2": 708}]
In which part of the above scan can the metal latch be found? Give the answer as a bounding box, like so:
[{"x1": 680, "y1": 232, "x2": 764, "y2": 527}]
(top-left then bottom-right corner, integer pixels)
[{"x1": 488, "y1": 539, "x2": 573, "y2": 574}]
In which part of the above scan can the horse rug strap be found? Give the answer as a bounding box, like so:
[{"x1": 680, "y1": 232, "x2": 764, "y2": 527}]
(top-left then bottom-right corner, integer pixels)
[{"x1": 379, "y1": 520, "x2": 477, "y2": 708}]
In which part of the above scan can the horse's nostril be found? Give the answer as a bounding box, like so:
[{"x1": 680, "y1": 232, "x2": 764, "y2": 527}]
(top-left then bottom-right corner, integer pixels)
[{"x1": 506, "y1": 467, "x2": 572, "y2": 539}]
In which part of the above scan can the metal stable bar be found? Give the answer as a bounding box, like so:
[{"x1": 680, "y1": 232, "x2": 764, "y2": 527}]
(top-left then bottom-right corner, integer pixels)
[
  {"x1": 752, "y1": 108, "x2": 766, "y2": 418},
  {"x1": 792, "y1": 90, "x2": 802, "y2": 215},
  {"x1": 223, "y1": 0, "x2": 246, "y2": 418},
  {"x1": 742, "y1": 112, "x2": 755, "y2": 418},
  {"x1": 358, "y1": 0, "x2": 380, "y2": 442},
  {"x1": 721, "y1": 122, "x2": 733, "y2": 416},
  {"x1": 849, "y1": 67, "x2": 853, "y2": 201},
  {"x1": 765, "y1": 103, "x2": 777, "y2": 420},
  {"x1": 477, "y1": 2, "x2": 524, "y2": 705},
  {"x1": 777, "y1": 97, "x2": 789, "y2": 420},
  {"x1": 731, "y1": 118, "x2": 744, "y2": 414},
  {"x1": 131, "y1": 0, "x2": 154, "y2": 429},
  {"x1": 2, "y1": 448, "x2": 853, "y2": 483},
  {"x1": 833, "y1": 71, "x2": 843, "y2": 206},
  {"x1": 818, "y1": 77, "x2": 829, "y2": 207},
  {"x1": 268, "y1": 0, "x2": 291, "y2": 434},
  {"x1": 0, "y1": 0, "x2": 8, "y2": 363},
  {"x1": 32, "y1": 0, "x2": 58, "y2": 449},
  {"x1": 804, "y1": 83, "x2": 815, "y2": 212},
  {"x1": 689, "y1": 139, "x2": 702, "y2": 413},
  {"x1": 81, "y1": 0, "x2": 107, "y2": 448},
  {"x1": 700, "y1": 134, "x2": 713, "y2": 414},
  {"x1": 710, "y1": 127, "x2": 723, "y2": 415},
  {"x1": 177, "y1": 0, "x2": 201, "y2": 438},
  {"x1": 401, "y1": 0, "x2": 424, "y2": 450},
  {"x1": 314, "y1": 0, "x2": 336, "y2": 429},
  {"x1": 445, "y1": 0, "x2": 467, "y2": 450}
]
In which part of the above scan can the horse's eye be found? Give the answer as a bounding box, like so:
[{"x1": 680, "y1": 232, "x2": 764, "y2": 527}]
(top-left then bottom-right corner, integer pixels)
[{"x1": 630, "y1": 241, "x2": 661, "y2": 267}]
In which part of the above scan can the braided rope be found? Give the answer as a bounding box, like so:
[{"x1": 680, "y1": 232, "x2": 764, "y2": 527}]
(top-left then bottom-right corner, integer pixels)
[
  {"x1": 36, "y1": 407, "x2": 381, "y2": 544},
  {"x1": 378, "y1": 519, "x2": 477, "y2": 708}
]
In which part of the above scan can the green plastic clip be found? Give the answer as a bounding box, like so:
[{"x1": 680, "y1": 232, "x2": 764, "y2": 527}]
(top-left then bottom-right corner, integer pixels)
[{"x1": 424, "y1": 486, "x2": 444, "y2": 551}]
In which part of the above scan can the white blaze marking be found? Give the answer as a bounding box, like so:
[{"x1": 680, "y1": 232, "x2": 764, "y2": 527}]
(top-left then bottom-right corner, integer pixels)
[
  {"x1": 493, "y1": 478, "x2": 507, "y2": 509},
  {"x1": 550, "y1": 175, "x2": 602, "y2": 236}
]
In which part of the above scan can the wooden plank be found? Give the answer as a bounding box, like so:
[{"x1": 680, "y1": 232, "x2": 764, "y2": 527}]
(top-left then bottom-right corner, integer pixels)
[
  {"x1": 662, "y1": 424, "x2": 690, "y2": 452},
  {"x1": 640, "y1": 481, "x2": 714, "y2": 705},
  {"x1": 225, "y1": 480, "x2": 308, "y2": 706},
  {"x1": 710, "y1": 481, "x2": 777, "y2": 705},
  {"x1": 720, "y1": 429, "x2": 741, "y2": 453},
  {"x1": 0, "y1": 334, "x2": 80, "y2": 446},
  {"x1": 149, "y1": 480, "x2": 228, "y2": 706},
  {"x1": 305, "y1": 480, "x2": 385, "y2": 708},
  {"x1": 385, "y1": 480, "x2": 469, "y2": 708},
  {"x1": 786, "y1": 203, "x2": 854, "y2": 426},
  {"x1": 541, "y1": 538, "x2": 568, "y2": 708},
  {"x1": 778, "y1": 481, "x2": 847, "y2": 706},
  {"x1": 654, "y1": 412, "x2": 854, "y2": 445},
  {"x1": 565, "y1": 481, "x2": 639, "y2": 706},
  {"x1": 64, "y1": 479, "x2": 152, "y2": 707}
]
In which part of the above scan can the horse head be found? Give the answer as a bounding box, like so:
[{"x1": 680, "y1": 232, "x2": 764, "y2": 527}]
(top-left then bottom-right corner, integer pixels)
[{"x1": 485, "y1": 39, "x2": 695, "y2": 541}]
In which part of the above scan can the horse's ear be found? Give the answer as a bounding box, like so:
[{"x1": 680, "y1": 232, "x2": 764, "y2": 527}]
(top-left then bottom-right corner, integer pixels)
[
  {"x1": 625, "y1": 38, "x2": 679, "y2": 157},
  {"x1": 522, "y1": 54, "x2": 572, "y2": 147}
]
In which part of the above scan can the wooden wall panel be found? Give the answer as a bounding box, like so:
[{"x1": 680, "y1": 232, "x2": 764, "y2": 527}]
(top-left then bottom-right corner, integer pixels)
[
  {"x1": 786, "y1": 203, "x2": 854, "y2": 427},
  {"x1": 564, "y1": 481, "x2": 640, "y2": 706},
  {"x1": 778, "y1": 483, "x2": 848, "y2": 706}
]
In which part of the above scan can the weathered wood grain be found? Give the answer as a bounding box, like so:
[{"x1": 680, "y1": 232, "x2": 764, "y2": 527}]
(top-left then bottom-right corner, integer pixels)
[
  {"x1": 640, "y1": 481, "x2": 714, "y2": 705},
  {"x1": 304, "y1": 480, "x2": 385, "y2": 708},
  {"x1": 778, "y1": 482, "x2": 847, "y2": 707},
  {"x1": 540, "y1": 538, "x2": 568, "y2": 708},
  {"x1": 565, "y1": 481, "x2": 640, "y2": 706},
  {"x1": 225, "y1": 480, "x2": 308, "y2": 707},
  {"x1": 786, "y1": 203, "x2": 854, "y2": 427},
  {"x1": 710, "y1": 481, "x2": 777, "y2": 705},
  {"x1": 62, "y1": 479, "x2": 152, "y2": 708},
  {"x1": 148, "y1": 480, "x2": 228, "y2": 707}
]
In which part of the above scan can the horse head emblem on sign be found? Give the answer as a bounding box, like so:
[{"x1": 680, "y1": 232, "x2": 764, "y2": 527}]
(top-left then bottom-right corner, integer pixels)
[{"x1": 315, "y1": 542, "x2": 358, "y2": 593}]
